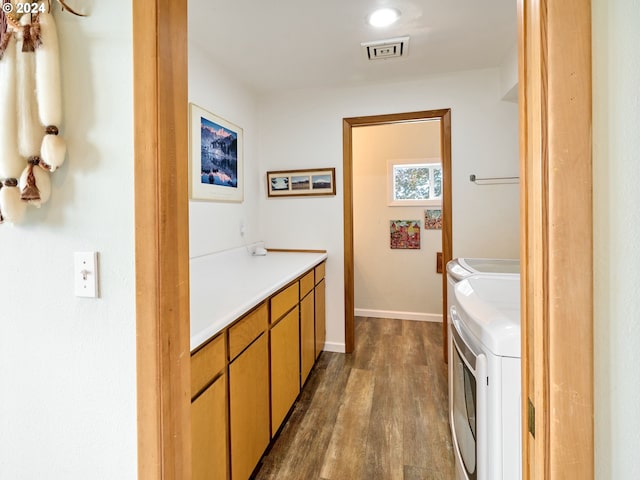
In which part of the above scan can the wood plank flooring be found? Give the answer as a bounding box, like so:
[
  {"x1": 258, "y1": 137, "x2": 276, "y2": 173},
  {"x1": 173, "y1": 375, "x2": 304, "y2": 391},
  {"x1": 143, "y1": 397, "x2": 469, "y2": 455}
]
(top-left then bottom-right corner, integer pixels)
[{"x1": 254, "y1": 317, "x2": 455, "y2": 480}]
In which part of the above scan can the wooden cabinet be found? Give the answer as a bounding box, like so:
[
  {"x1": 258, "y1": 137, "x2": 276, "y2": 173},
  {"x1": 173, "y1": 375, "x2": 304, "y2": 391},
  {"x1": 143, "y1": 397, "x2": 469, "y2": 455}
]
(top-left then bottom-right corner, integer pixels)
[
  {"x1": 229, "y1": 333, "x2": 270, "y2": 480},
  {"x1": 270, "y1": 306, "x2": 300, "y2": 435},
  {"x1": 191, "y1": 375, "x2": 228, "y2": 480},
  {"x1": 191, "y1": 260, "x2": 327, "y2": 480},
  {"x1": 191, "y1": 333, "x2": 226, "y2": 398},
  {"x1": 270, "y1": 282, "x2": 299, "y2": 322},
  {"x1": 300, "y1": 292, "x2": 315, "y2": 385},
  {"x1": 229, "y1": 303, "x2": 268, "y2": 359},
  {"x1": 191, "y1": 333, "x2": 228, "y2": 480},
  {"x1": 315, "y1": 264, "x2": 326, "y2": 359},
  {"x1": 299, "y1": 270, "x2": 314, "y2": 298}
]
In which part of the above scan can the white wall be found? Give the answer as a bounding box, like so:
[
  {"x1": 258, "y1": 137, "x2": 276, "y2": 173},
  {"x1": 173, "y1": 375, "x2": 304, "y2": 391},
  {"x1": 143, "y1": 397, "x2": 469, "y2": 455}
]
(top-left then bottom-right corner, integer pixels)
[
  {"x1": 592, "y1": 0, "x2": 640, "y2": 478},
  {"x1": 499, "y1": 44, "x2": 519, "y2": 102},
  {"x1": 258, "y1": 68, "x2": 520, "y2": 351},
  {"x1": 0, "y1": 2, "x2": 137, "y2": 478},
  {"x1": 188, "y1": 40, "x2": 262, "y2": 257},
  {"x1": 353, "y1": 121, "x2": 443, "y2": 319}
]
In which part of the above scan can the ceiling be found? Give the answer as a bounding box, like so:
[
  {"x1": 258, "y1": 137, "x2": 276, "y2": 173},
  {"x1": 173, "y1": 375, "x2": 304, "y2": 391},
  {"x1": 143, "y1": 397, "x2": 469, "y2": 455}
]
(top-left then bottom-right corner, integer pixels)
[{"x1": 188, "y1": 0, "x2": 518, "y2": 95}]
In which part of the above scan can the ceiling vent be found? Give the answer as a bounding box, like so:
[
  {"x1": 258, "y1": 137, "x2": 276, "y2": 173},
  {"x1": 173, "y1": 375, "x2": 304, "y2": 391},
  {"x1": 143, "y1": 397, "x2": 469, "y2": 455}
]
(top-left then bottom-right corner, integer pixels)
[{"x1": 361, "y1": 36, "x2": 410, "y2": 60}]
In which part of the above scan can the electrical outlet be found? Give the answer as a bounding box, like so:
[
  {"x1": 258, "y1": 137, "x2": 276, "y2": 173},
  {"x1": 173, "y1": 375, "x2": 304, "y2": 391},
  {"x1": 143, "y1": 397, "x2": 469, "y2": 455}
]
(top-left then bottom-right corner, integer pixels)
[{"x1": 74, "y1": 252, "x2": 99, "y2": 298}]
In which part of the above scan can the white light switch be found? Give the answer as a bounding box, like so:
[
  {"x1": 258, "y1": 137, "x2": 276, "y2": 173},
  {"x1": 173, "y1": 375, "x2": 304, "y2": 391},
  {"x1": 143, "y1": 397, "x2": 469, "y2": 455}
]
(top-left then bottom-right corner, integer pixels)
[{"x1": 74, "y1": 252, "x2": 99, "y2": 298}]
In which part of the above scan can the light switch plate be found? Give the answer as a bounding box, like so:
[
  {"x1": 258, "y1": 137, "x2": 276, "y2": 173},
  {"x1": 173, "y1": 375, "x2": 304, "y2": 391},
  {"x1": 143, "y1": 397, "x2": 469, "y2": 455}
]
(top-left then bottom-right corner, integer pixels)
[{"x1": 74, "y1": 252, "x2": 99, "y2": 298}]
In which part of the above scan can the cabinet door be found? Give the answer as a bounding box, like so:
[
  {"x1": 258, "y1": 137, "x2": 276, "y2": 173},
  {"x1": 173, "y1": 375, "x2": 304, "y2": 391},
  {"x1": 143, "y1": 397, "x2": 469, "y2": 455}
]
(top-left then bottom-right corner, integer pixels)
[
  {"x1": 300, "y1": 292, "x2": 315, "y2": 385},
  {"x1": 191, "y1": 375, "x2": 228, "y2": 480},
  {"x1": 270, "y1": 306, "x2": 300, "y2": 435},
  {"x1": 315, "y1": 278, "x2": 326, "y2": 359},
  {"x1": 229, "y1": 334, "x2": 270, "y2": 480}
]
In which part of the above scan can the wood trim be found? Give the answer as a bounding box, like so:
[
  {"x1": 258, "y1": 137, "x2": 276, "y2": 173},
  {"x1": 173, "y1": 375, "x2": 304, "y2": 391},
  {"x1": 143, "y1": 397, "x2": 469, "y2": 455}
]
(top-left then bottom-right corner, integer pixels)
[
  {"x1": 518, "y1": 0, "x2": 593, "y2": 478},
  {"x1": 342, "y1": 119, "x2": 355, "y2": 353},
  {"x1": 342, "y1": 110, "x2": 453, "y2": 356},
  {"x1": 440, "y1": 110, "x2": 452, "y2": 364},
  {"x1": 547, "y1": 1, "x2": 593, "y2": 477},
  {"x1": 133, "y1": 0, "x2": 190, "y2": 479}
]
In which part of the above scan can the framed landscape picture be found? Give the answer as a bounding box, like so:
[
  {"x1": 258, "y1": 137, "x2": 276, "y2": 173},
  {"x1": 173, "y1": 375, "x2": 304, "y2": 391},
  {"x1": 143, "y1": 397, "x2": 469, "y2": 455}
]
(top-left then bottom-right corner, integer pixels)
[
  {"x1": 267, "y1": 168, "x2": 336, "y2": 197},
  {"x1": 189, "y1": 103, "x2": 244, "y2": 202}
]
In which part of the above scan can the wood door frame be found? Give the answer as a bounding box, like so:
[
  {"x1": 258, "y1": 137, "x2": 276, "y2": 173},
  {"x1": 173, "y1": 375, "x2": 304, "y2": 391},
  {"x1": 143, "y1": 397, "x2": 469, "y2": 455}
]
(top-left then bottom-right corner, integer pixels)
[
  {"x1": 131, "y1": 0, "x2": 594, "y2": 477},
  {"x1": 342, "y1": 110, "x2": 452, "y2": 357},
  {"x1": 518, "y1": 0, "x2": 593, "y2": 478},
  {"x1": 133, "y1": 0, "x2": 191, "y2": 478}
]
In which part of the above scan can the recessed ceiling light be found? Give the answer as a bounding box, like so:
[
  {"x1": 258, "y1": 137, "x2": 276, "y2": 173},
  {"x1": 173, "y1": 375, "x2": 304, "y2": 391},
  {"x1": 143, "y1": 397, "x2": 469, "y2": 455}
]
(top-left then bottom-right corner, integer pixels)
[{"x1": 368, "y1": 8, "x2": 401, "y2": 28}]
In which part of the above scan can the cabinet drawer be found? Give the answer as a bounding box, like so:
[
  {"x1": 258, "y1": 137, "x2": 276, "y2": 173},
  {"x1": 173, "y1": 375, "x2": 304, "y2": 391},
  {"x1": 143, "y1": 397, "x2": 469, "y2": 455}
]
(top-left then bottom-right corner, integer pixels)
[
  {"x1": 315, "y1": 262, "x2": 325, "y2": 284},
  {"x1": 191, "y1": 333, "x2": 226, "y2": 399},
  {"x1": 270, "y1": 282, "x2": 299, "y2": 322},
  {"x1": 229, "y1": 302, "x2": 268, "y2": 360},
  {"x1": 299, "y1": 270, "x2": 314, "y2": 299}
]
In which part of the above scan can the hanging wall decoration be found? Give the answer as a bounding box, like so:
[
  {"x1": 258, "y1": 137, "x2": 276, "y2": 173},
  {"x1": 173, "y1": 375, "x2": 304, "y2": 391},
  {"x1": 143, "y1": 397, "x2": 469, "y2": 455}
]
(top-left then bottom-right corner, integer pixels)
[
  {"x1": 266, "y1": 168, "x2": 336, "y2": 197},
  {"x1": 0, "y1": 0, "x2": 85, "y2": 225},
  {"x1": 189, "y1": 103, "x2": 244, "y2": 203},
  {"x1": 424, "y1": 208, "x2": 443, "y2": 229},
  {"x1": 390, "y1": 220, "x2": 421, "y2": 249}
]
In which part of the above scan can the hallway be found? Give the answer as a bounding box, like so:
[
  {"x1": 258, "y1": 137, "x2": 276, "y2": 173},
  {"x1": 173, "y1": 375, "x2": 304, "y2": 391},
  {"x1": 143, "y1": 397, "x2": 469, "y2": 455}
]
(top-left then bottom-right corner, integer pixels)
[{"x1": 255, "y1": 317, "x2": 455, "y2": 480}]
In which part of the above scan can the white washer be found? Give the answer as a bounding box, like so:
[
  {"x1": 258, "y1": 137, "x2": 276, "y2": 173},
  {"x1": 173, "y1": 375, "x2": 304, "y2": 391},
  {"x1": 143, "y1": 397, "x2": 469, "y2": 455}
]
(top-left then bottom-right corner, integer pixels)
[
  {"x1": 446, "y1": 258, "x2": 520, "y2": 319},
  {"x1": 449, "y1": 274, "x2": 521, "y2": 480},
  {"x1": 446, "y1": 258, "x2": 519, "y2": 352},
  {"x1": 446, "y1": 259, "x2": 519, "y2": 445}
]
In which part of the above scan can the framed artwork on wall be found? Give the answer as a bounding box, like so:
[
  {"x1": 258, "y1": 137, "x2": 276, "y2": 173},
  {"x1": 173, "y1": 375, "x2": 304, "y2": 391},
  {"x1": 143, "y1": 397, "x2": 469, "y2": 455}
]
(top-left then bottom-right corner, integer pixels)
[
  {"x1": 189, "y1": 103, "x2": 244, "y2": 202},
  {"x1": 390, "y1": 220, "x2": 421, "y2": 249},
  {"x1": 266, "y1": 168, "x2": 336, "y2": 197},
  {"x1": 424, "y1": 208, "x2": 443, "y2": 229}
]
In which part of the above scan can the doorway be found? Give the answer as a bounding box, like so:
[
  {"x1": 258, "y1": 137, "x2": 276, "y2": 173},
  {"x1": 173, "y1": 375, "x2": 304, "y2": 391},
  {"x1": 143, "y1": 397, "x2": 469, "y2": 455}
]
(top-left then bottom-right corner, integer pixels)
[
  {"x1": 352, "y1": 121, "x2": 445, "y2": 324},
  {"x1": 342, "y1": 110, "x2": 452, "y2": 359},
  {"x1": 133, "y1": 2, "x2": 595, "y2": 478}
]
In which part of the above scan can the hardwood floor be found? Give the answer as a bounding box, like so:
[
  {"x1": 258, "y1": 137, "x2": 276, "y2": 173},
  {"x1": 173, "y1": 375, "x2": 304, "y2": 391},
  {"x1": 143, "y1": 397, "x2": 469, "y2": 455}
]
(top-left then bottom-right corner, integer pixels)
[{"x1": 254, "y1": 317, "x2": 455, "y2": 480}]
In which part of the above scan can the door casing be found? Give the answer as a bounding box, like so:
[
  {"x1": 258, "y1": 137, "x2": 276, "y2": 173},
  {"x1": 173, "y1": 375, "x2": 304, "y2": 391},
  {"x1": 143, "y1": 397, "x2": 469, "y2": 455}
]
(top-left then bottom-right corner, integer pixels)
[
  {"x1": 132, "y1": 1, "x2": 595, "y2": 477},
  {"x1": 518, "y1": 0, "x2": 594, "y2": 478},
  {"x1": 342, "y1": 110, "x2": 452, "y2": 358},
  {"x1": 133, "y1": 0, "x2": 191, "y2": 478}
]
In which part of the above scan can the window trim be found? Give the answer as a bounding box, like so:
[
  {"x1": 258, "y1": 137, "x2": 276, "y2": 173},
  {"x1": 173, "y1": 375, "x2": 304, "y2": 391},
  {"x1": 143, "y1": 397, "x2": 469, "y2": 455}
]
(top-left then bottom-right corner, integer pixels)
[{"x1": 387, "y1": 158, "x2": 443, "y2": 207}]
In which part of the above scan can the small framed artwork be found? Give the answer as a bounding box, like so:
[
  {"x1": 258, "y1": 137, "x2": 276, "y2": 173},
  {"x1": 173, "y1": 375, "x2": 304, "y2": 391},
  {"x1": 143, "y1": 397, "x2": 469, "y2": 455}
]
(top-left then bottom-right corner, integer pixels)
[
  {"x1": 390, "y1": 220, "x2": 421, "y2": 249},
  {"x1": 267, "y1": 168, "x2": 336, "y2": 197},
  {"x1": 424, "y1": 208, "x2": 443, "y2": 229},
  {"x1": 189, "y1": 103, "x2": 243, "y2": 202}
]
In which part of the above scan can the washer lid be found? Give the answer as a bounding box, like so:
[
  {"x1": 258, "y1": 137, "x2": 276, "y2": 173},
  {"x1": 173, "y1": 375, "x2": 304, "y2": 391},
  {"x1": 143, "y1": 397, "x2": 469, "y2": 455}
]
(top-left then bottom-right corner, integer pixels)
[
  {"x1": 446, "y1": 259, "x2": 471, "y2": 281},
  {"x1": 454, "y1": 274, "x2": 521, "y2": 357},
  {"x1": 458, "y1": 257, "x2": 520, "y2": 274}
]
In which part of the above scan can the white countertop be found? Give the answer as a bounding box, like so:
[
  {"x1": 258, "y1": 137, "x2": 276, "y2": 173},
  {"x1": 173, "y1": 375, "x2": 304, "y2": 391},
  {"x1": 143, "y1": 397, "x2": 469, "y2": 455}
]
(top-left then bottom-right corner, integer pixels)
[{"x1": 190, "y1": 247, "x2": 327, "y2": 351}]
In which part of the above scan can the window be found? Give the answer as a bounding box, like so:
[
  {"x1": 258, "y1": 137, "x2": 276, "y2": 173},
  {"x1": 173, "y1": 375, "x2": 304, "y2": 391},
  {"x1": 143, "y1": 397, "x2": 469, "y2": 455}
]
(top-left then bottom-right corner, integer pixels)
[{"x1": 388, "y1": 159, "x2": 442, "y2": 206}]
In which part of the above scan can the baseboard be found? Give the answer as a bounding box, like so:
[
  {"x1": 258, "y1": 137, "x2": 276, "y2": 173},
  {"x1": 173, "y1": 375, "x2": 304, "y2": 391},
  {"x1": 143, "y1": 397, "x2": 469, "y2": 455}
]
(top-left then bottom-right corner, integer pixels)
[
  {"x1": 354, "y1": 308, "x2": 443, "y2": 323},
  {"x1": 322, "y1": 342, "x2": 346, "y2": 353}
]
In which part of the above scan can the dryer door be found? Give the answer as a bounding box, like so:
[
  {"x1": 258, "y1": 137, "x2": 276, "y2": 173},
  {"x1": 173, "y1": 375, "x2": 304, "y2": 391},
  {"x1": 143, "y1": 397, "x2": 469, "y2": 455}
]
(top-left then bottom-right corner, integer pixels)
[{"x1": 450, "y1": 306, "x2": 486, "y2": 480}]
